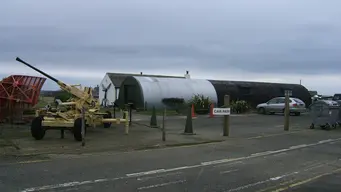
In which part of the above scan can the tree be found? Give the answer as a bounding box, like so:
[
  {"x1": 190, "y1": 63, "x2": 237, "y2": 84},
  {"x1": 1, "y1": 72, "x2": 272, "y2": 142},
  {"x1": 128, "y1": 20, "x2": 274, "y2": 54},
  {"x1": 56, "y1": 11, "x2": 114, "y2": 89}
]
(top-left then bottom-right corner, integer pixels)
[{"x1": 54, "y1": 90, "x2": 71, "y2": 102}]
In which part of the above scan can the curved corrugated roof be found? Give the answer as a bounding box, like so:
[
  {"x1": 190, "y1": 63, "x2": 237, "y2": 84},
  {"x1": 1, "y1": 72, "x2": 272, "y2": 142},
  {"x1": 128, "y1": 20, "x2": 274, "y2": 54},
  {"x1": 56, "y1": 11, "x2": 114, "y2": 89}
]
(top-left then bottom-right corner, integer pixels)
[
  {"x1": 208, "y1": 79, "x2": 311, "y2": 107},
  {"x1": 132, "y1": 76, "x2": 218, "y2": 109},
  {"x1": 107, "y1": 73, "x2": 184, "y2": 87}
]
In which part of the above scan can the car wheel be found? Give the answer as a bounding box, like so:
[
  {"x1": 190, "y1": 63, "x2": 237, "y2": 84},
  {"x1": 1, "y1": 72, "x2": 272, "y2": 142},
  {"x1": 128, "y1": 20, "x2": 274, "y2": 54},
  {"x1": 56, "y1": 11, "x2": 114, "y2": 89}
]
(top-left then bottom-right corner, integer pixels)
[{"x1": 258, "y1": 107, "x2": 266, "y2": 114}]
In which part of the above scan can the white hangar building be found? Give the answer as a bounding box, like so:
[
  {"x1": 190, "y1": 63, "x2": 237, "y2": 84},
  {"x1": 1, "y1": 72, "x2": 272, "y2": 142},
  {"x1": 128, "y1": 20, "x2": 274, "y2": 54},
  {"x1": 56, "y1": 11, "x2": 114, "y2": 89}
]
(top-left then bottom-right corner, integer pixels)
[{"x1": 99, "y1": 72, "x2": 185, "y2": 107}]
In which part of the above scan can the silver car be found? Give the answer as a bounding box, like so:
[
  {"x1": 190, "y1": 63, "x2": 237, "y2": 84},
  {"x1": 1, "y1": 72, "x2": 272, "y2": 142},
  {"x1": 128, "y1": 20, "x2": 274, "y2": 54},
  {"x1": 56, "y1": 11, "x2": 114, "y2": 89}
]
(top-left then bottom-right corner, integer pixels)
[{"x1": 256, "y1": 97, "x2": 307, "y2": 116}]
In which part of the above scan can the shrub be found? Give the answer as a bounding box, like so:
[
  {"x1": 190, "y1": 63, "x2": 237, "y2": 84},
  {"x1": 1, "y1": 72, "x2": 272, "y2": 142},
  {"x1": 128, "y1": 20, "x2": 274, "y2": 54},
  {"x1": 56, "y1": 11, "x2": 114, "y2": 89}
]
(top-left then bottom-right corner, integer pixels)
[
  {"x1": 188, "y1": 94, "x2": 213, "y2": 114},
  {"x1": 230, "y1": 100, "x2": 250, "y2": 114}
]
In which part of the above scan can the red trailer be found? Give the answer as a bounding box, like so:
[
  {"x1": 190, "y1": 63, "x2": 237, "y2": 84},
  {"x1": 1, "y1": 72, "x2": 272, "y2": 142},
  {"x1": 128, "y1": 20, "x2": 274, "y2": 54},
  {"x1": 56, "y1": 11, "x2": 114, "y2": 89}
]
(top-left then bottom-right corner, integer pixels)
[{"x1": 0, "y1": 75, "x2": 46, "y2": 123}]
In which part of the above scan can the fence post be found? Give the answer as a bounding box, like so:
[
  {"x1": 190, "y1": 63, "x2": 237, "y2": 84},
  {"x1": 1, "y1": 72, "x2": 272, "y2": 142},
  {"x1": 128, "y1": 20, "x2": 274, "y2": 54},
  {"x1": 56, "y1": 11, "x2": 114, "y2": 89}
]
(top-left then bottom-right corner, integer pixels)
[
  {"x1": 162, "y1": 108, "x2": 166, "y2": 141},
  {"x1": 125, "y1": 110, "x2": 129, "y2": 135},
  {"x1": 223, "y1": 95, "x2": 230, "y2": 136},
  {"x1": 284, "y1": 90, "x2": 291, "y2": 131},
  {"x1": 128, "y1": 103, "x2": 133, "y2": 126},
  {"x1": 81, "y1": 107, "x2": 86, "y2": 146}
]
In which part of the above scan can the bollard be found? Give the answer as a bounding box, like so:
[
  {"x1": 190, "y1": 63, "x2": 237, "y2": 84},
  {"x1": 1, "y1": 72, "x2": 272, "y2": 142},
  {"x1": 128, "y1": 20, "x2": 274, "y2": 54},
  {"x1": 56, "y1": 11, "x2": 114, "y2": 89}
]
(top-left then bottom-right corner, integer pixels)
[
  {"x1": 162, "y1": 108, "x2": 166, "y2": 141},
  {"x1": 184, "y1": 106, "x2": 194, "y2": 134},
  {"x1": 284, "y1": 90, "x2": 291, "y2": 131},
  {"x1": 128, "y1": 103, "x2": 133, "y2": 126},
  {"x1": 144, "y1": 101, "x2": 148, "y2": 111},
  {"x1": 223, "y1": 95, "x2": 230, "y2": 136},
  {"x1": 150, "y1": 106, "x2": 158, "y2": 128}
]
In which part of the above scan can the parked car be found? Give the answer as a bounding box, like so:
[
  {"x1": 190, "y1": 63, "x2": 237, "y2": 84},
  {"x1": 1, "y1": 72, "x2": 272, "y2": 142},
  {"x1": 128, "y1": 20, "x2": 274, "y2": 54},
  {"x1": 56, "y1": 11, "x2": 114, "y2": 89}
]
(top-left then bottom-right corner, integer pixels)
[
  {"x1": 256, "y1": 97, "x2": 307, "y2": 116},
  {"x1": 333, "y1": 93, "x2": 341, "y2": 101}
]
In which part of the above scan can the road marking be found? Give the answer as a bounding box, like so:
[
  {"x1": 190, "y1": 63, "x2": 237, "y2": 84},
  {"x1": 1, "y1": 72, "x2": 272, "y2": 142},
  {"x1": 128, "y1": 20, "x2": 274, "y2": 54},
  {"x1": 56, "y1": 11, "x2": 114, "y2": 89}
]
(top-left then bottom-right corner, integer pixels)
[
  {"x1": 213, "y1": 161, "x2": 243, "y2": 168},
  {"x1": 272, "y1": 167, "x2": 341, "y2": 192},
  {"x1": 220, "y1": 169, "x2": 239, "y2": 175},
  {"x1": 318, "y1": 139, "x2": 333, "y2": 144},
  {"x1": 137, "y1": 179, "x2": 186, "y2": 190},
  {"x1": 0, "y1": 159, "x2": 51, "y2": 166},
  {"x1": 17, "y1": 159, "x2": 51, "y2": 164},
  {"x1": 225, "y1": 171, "x2": 299, "y2": 192},
  {"x1": 21, "y1": 177, "x2": 125, "y2": 192},
  {"x1": 127, "y1": 169, "x2": 166, "y2": 177},
  {"x1": 303, "y1": 163, "x2": 325, "y2": 171},
  {"x1": 137, "y1": 172, "x2": 182, "y2": 181},
  {"x1": 166, "y1": 165, "x2": 200, "y2": 172},
  {"x1": 20, "y1": 138, "x2": 341, "y2": 192},
  {"x1": 251, "y1": 151, "x2": 274, "y2": 156},
  {"x1": 289, "y1": 144, "x2": 307, "y2": 149},
  {"x1": 246, "y1": 129, "x2": 308, "y2": 140},
  {"x1": 255, "y1": 160, "x2": 339, "y2": 192}
]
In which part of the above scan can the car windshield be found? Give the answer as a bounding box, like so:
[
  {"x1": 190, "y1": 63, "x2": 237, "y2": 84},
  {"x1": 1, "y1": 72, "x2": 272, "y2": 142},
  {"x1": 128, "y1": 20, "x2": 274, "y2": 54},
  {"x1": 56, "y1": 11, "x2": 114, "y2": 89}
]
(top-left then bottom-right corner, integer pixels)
[
  {"x1": 293, "y1": 98, "x2": 304, "y2": 103},
  {"x1": 333, "y1": 94, "x2": 341, "y2": 100}
]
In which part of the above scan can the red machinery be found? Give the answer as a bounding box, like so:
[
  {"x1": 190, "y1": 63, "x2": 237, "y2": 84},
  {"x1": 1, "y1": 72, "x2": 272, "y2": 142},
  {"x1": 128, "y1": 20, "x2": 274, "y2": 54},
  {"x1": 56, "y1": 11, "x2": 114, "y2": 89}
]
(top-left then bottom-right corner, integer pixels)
[{"x1": 0, "y1": 75, "x2": 46, "y2": 123}]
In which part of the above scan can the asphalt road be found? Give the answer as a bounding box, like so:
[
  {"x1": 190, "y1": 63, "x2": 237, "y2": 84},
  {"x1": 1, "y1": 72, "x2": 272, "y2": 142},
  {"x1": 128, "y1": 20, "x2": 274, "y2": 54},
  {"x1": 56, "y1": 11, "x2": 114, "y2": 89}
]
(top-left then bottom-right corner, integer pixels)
[{"x1": 2, "y1": 127, "x2": 341, "y2": 192}]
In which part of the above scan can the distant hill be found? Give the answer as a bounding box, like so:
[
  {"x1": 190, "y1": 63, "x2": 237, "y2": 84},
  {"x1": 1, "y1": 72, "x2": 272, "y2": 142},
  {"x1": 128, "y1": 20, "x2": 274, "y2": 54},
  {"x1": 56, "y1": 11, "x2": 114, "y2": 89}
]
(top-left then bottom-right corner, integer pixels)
[{"x1": 40, "y1": 90, "x2": 64, "y2": 97}]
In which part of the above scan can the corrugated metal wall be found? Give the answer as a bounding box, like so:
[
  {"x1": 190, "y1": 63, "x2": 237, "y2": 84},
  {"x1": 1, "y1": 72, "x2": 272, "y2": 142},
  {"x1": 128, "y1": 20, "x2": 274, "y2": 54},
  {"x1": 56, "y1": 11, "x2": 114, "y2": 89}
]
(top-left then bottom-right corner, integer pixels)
[
  {"x1": 118, "y1": 76, "x2": 218, "y2": 109},
  {"x1": 209, "y1": 80, "x2": 312, "y2": 107}
]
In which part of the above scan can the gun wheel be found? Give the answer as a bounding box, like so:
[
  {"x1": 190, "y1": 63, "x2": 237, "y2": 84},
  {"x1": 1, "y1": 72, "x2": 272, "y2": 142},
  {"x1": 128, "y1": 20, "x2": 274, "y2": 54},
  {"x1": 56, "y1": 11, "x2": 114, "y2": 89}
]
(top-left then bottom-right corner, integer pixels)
[
  {"x1": 73, "y1": 118, "x2": 83, "y2": 141},
  {"x1": 31, "y1": 116, "x2": 46, "y2": 140}
]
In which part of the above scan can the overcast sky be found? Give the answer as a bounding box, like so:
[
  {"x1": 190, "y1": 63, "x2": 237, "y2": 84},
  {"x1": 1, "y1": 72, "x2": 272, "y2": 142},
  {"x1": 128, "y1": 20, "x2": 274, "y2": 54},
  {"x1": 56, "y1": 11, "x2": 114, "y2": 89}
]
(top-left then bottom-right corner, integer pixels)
[{"x1": 1, "y1": 0, "x2": 341, "y2": 94}]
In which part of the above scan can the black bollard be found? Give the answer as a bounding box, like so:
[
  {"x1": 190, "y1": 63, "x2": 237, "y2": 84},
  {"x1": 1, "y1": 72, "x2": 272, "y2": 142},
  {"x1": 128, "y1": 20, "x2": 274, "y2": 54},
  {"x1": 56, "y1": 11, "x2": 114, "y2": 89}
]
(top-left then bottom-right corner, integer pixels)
[
  {"x1": 150, "y1": 106, "x2": 158, "y2": 128},
  {"x1": 184, "y1": 106, "x2": 195, "y2": 135}
]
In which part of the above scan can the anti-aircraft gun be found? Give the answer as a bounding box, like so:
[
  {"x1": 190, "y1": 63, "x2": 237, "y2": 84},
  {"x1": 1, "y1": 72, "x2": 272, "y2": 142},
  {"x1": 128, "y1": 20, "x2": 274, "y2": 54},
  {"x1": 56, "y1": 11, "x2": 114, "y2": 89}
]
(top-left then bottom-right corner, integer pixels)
[{"x1": 16, "y1": 57, "x2": 129, "y2": 141}]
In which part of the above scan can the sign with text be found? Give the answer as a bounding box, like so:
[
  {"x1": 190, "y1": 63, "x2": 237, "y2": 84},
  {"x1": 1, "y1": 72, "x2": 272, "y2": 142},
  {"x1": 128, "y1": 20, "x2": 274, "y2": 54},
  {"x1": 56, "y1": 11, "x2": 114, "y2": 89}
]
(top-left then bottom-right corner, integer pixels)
[{"x1": 213, "y1": 108, "x2": 231, "y2": 115}]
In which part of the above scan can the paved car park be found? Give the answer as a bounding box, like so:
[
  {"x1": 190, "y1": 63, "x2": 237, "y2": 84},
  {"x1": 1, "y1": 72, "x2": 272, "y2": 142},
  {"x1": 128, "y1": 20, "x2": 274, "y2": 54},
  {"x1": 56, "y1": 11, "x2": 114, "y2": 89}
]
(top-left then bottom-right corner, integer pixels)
[{"x1": 2, "y1": 111, "x2": 341, "y2": 191}]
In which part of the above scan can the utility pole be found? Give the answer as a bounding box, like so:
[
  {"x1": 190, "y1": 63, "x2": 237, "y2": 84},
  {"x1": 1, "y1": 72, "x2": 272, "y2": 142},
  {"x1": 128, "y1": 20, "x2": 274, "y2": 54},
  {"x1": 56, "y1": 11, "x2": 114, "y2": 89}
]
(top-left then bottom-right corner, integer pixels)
[{"x1": 284, "y1": 90, "x2": 292, "y2": 131}]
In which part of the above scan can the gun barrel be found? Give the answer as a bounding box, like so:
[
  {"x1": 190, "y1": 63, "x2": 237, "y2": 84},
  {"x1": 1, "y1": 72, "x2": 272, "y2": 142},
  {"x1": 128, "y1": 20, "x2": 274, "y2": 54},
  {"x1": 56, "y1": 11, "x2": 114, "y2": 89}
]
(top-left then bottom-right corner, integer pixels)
[{"x1": 16, "y1": 57, "x2": 59, "y2": 83}]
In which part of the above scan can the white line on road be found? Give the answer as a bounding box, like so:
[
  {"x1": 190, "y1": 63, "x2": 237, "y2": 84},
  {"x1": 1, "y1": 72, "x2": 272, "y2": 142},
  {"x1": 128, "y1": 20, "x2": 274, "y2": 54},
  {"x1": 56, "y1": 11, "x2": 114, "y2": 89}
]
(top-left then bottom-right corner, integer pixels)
[
  {"x1": 21, "y1": 177, "x2": 126, "y2": 192},
  {"x1": 289, "y1": 144, "x2": 307, "y2": 149},
  {"x1": 137, "y1": 171, "x2": 183, "y2": 181},
  {"x1": 127, "y1": 169, "x2": 166, "y2": 177},
  {"x1": 272, "y1": 152, "x2": 287, "y2": 157},
  {"x1": 20, "y1": 137, "x2": 341, "y2": 192},
  {"x1": 225, "y1": 171, "x2": 299, "y2": 192},
  {"x1": 318, "y1": 139, "x2": 333, "y2": 144},
  {"x1": 220, "y1": 169, "x2": 239, "y2": 175},
  {"x1": 137, "y1": 179, "x2": 186, "y2": 190},
  {"x1": 213, "y1": 161, "x2": 243, "y2": 168}
]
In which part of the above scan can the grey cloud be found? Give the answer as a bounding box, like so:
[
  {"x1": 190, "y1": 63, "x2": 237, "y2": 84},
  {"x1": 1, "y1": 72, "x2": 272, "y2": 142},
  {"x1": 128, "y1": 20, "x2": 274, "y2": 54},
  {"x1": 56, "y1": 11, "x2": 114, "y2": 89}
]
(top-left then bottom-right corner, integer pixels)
[{"x1": 1, "y1": 0, "x2": 341, "y2": 77}]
